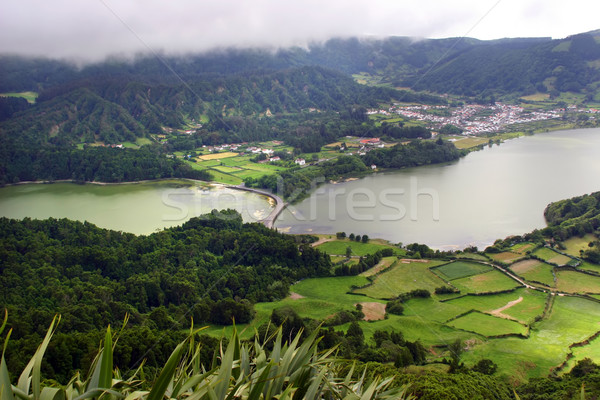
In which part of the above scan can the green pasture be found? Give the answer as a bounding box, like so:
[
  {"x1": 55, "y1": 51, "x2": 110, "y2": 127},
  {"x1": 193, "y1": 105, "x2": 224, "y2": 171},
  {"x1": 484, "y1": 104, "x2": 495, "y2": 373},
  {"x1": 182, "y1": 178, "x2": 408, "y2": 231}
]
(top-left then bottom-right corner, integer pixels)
[
  {"x1": 510, "y1": 242, "x2": 538, "y2": 254},
  {"x1": 564, "y1": 336, "x2": 600, "y2": 374},
  {"x1": 487, "y1": 251, "x2": 525, "y2": 264},
  {"x1": 463, "y1": 296, "x2": 600, "y2": 380},
  {"x1": 450, "y1": 136, "x2": 489, "y2": 150},
  {"x1": 212, "y1": 165, "x2": 243, "y2": 174},
  {"x1": 454, "y1": 252, "x2": 489, "y2": 261},
  {"x1": 336, "y1": 314, "x2": 477, "y2": 349},
  {"x1": 316, "y1": 239, "x2": 402, "y2": 257},
  {"x1": 353, "y1": 259, "x2": 447, "y2": 299},
  {"x1": 533, "y1": 247, "x2": 572, "y2": 266},
  {"x1": 444, "y1": 288, "x2": 547, "y2": 324},
  {"x1": 136, "y1": 137, "x2": 153, "y2": 146},
  {"x1": 206, "y1": 170, "x2": 243, "y2": 185},
  {"x1": 0, "y1": 91, "x2": 38, "y2": 103},
  {"x1": 579, "y1": 261, "x2": 600, "y2": 274},
  {"x1": 510, "y1": 259, "x2": 555, "y2": 287},
  {"x1": 447, "y1": 311, "x2": 528, "y2": 337},
  {"x1": 200, "y1": 275, "x2": 372, "y2": 339},
  {"x1": 242, "y1": 163, "x2": 286, "y2": 172},
  {"x1": 360, "y1": 256, "x2": 397, "y2": 277},
  {"x1": 401, "y1": 297, "x2": 468, "y2": 324},
  {"x1": 561, "y1": 234, "x2": 597, "y2": 257},
  {"x1": 555, "y1": 270, "x2": 600, "y2": 294},
  {"x1": 450, "y1": 270, "x2": 521, "y2": 294},
  {"x1": 230, "y1": 169, "x2": 267, "y2": 179},
  {"x1": 431, "y1": 260, "x2": 492, "y2": 281}
]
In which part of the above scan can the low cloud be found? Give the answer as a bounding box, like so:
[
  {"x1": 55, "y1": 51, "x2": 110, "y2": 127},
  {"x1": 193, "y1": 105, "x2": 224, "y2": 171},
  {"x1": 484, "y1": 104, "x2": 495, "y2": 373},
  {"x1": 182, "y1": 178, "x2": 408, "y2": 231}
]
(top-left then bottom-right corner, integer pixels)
[{"x1": 0, "y1": 0, "x2": 597, "y2": 63}]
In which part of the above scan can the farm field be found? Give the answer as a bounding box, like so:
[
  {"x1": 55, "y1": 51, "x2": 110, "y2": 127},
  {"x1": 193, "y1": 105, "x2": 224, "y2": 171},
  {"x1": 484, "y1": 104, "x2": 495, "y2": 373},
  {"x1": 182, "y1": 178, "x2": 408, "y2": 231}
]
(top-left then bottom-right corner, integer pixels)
[
  {"x1": 487, "y1": 251, "x2": 525, "y2": 263},
  {"x1": 353, "y1": 259, "x2": 447, "y2": 299},
  {"x1": 447, "y1": 311, "x2": 528, "y2": 337},
  {"x1": 579, "y1": 261, "x2": 600, "y2": 274},
  {"x1": 561, "y1": 234, "x2": 598, "y2": 257},
  {"x1": 198, "y1": 151, "x2": 239, "y2": 161},
  {"x1": 454, "y1": 252, "x2": 489, "y2": 261},
  {"x1": 533, "y1": 247, "x2": 573, "y2": 266},
  {"x1": 463, "y1": 296, "x2": 600, "y2": 379},
  {"x1": 444, "y1": 288, "x2": 548, "y2": 324},
  {"x1": 315, "y1": 238, "x2": 403, "y2": 257},
  {"x1": 360, "y1": 256, "x2": 397, "y2": 277},
  {"x1": 0, "y1": 91, "x2": 38, "y2": 103},
  {"x1": 555, "y1": 269, "x2": 600, "y2": 294},
  {"x1": 510, "y1": 259, "x2": 555, "y2": 287},
  {"x1": 198, "y1": 232, "x2": 600, "y2": 382},
  {"x1": 450, "y1": 269, "x2": 522, "y2": 294},
  {"x1": 431, "y1": 260, "x2": 492, "y2": 281},
  {"x1": 510, "y1": 242, "x2": 538, "y2": 254},
  {"x1": 401, "y1": 297, "x2": 469, "y2": 324}
]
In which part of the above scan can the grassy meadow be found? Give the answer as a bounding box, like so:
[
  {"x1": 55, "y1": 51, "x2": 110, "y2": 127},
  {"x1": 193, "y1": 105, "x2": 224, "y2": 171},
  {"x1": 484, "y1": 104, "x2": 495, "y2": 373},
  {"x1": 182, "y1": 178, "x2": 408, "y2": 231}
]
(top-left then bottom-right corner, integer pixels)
[{"x1": 195, "y1": 230, "x2": 600, "y2": 381}]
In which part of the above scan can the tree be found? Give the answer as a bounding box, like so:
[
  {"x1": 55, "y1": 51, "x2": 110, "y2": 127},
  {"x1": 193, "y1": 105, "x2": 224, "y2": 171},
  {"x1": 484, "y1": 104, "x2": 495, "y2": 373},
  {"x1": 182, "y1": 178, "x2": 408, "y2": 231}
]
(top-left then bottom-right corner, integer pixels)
[
  {"x1": 472, "y1": 359, "x2": 498, "y2": 375},
  {"x1": 448, "y1": 339, "x2": 464, "y2": 373},
  {"x1": 336, "y1": 231, "x2": 346, "y2": 239},
  {"x1": 361, "y1": 234, "x2": 369, "y2": 243},
  {"x1": 349, "y1": 233, "x2": 355, "y2": 240},
  {"x1": 346, "y1": 246, "x2": 352, "y2": 258}
]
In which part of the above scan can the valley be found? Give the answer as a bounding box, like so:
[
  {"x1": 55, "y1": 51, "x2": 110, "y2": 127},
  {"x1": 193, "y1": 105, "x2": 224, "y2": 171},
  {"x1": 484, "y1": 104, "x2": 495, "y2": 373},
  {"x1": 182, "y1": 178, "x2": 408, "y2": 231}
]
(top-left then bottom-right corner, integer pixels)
[{"x1": 2, "y1": 27, "x2": 600, "y2": 399}]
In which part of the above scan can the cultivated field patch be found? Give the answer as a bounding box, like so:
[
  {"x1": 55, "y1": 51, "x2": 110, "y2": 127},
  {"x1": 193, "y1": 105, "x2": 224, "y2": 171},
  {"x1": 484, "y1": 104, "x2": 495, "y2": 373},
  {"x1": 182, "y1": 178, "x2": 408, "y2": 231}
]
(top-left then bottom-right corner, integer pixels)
[
  {"x1": 487, "y1": 251, "x2": 525, "y2": 263},
  {"x1": 561, "y1": 234, "x2": 598, "y2": 257},
  {"x1": 447, "y1": 311, "x2": 528, "y2": 337},
  {"x1": 533, "y1": 247, "x2": 572, "y2": 266},
  {"x1": 510, "y1": 259, "x2": 555, "y2": 287},
  {"x1": 353, "y1": 259, "x2": 446, "y2": 299},
  {"x1": 316, "y1": 239, "x2": 402, "y2": 257},
  {"x1": 432, "y1": 261, "x2": 492, "y2": 281},
  {"x1": 360, "y1": 257, "x2": 397, "y2": 277},
  {"x1": 358, "y1": 302, "x2": 387, "y2": 321},
  {"x1": 555, "y1": 270, "x2": 600, "y2": 294},
  {"x1": 198, "y1": 152, "x2": 239, "y2": 161},
  {"x1": 450, "y1": 270, "x2": 521, "y2": 294},
  {"x1": 510, "y1": 242, "x2": 537, "y2": 254},
  {"x1": 444, "y1": 288, "x2": 547, "y2": 324}
]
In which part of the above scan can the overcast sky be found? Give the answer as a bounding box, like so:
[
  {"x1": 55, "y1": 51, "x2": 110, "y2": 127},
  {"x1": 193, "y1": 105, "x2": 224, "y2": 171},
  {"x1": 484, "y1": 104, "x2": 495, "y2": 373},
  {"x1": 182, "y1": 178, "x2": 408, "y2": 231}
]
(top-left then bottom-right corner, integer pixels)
[{"x1": 1, "y1": 0, "x2": 598, "y2": 63}]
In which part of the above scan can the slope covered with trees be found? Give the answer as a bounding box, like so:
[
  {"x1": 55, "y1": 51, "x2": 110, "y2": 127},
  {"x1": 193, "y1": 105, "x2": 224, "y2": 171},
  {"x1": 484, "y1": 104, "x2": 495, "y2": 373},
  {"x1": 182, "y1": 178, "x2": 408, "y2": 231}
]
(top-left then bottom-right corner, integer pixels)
[{"x1": 0, "y1": 211, "x2": 331, "y2": 376}]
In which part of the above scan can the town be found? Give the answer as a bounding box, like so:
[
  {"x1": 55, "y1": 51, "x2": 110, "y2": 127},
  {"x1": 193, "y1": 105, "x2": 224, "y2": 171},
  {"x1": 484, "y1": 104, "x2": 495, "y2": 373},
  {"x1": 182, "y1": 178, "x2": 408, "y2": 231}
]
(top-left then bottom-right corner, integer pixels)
[{"x1": 369, "y1": 102, "x2": 599, "y2": 134}]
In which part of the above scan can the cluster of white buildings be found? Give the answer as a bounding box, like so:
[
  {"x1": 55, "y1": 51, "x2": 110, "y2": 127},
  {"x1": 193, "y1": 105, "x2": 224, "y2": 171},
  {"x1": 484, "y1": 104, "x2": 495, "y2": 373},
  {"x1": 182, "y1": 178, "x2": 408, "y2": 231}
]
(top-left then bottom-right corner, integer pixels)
[{"x1": 370, "y1": 103, "x2": 565, "y2": 134}]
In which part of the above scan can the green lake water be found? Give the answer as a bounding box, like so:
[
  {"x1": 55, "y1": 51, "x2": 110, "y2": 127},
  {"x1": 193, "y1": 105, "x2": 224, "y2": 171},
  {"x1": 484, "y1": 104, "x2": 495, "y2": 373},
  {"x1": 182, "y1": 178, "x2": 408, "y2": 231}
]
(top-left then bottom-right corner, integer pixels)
[{"x1": 0, "y1": 180, "x2": 274, "y2": 234}]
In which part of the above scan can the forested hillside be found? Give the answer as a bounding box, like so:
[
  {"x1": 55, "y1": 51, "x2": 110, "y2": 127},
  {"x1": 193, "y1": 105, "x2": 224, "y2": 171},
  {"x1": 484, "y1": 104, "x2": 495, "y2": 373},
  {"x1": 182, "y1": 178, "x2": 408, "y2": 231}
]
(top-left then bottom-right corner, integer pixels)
[
  {"x1": 2, "y1": 31, "x2": 599, "y2": 99},
  {"x1": 408, "y1": 33, "x2": 600, "y2": 97},
  {"x1": 0, "y1": 211, "x2": 331, "y2": 377},
  {"x1": 1, "y1": 66, "x2": 398, "y2": 145}
]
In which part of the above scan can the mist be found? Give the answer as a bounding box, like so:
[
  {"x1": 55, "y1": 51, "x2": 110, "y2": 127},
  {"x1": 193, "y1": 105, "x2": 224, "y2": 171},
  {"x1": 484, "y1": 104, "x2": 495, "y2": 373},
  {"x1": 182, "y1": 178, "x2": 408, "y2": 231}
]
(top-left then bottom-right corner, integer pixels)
[{"x1": 1, "y1": 0, "x2": 598, "y2": 64}]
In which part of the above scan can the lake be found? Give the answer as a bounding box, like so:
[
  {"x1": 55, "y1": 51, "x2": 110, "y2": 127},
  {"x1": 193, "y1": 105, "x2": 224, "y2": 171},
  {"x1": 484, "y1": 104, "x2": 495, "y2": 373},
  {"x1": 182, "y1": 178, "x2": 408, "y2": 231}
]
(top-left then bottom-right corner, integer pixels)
[
  {"x1": 275, "y1": 128, "x2": 600, "y2": 249},
  {"x1": 1, "y1": 128, "x2": 599, "y2": 247},
  {"x1": 0, "y1": 180, "x2": 274, "y2": 235}
]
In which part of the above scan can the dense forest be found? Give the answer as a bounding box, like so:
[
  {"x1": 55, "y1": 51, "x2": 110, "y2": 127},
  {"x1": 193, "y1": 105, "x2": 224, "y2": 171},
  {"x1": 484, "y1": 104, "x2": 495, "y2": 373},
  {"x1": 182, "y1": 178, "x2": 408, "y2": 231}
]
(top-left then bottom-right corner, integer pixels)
[
  {"x1": 0, "y1": 66, "x2": 403, "y2": 146},
  {"x1": 0, "y1": 145, "x2": 211, "y2": 184},
  {"x1": 0, "y1": 211, "x2": 331, "y2": 377}
]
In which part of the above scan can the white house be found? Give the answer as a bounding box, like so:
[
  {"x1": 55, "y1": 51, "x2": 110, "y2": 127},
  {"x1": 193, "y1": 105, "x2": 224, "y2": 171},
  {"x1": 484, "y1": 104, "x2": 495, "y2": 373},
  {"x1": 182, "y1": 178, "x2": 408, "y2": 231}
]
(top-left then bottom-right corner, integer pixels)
[{"x1": 295, "y1": 158, "x2": 306, "y2": 166}]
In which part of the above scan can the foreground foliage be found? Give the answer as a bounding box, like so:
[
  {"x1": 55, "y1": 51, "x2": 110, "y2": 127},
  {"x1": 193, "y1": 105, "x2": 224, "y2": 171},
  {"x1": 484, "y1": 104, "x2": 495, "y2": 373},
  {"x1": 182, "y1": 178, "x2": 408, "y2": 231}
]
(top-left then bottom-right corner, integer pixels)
[{"x1": 1, "y1": 313, "x2": 414, "y2": 400}]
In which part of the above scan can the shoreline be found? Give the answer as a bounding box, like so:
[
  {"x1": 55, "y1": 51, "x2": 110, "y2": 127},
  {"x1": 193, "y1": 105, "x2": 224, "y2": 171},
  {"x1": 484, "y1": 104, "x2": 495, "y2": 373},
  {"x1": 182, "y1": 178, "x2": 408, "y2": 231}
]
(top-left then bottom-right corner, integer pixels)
[
  {"x1": 2, "y1": 125, "x2": 596, "y2": 236},
  {"x1": 2, "y1": 178, "x2": 286, "y2": 229}
]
